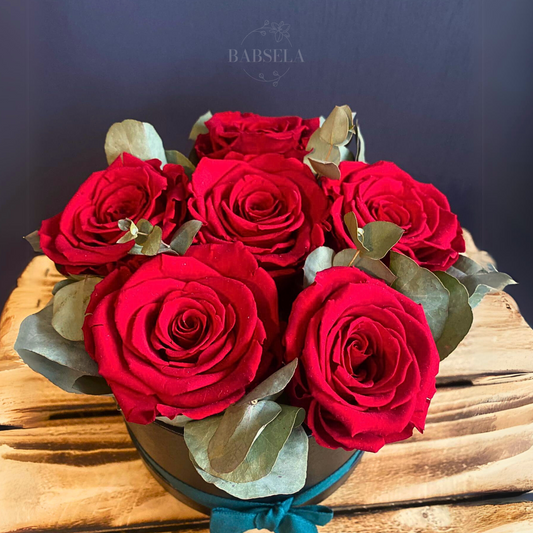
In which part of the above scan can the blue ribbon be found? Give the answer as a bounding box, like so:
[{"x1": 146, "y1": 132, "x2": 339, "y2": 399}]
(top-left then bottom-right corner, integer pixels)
[{"x1": 140, "y1": 445, "x2": 363, "y2": 533}]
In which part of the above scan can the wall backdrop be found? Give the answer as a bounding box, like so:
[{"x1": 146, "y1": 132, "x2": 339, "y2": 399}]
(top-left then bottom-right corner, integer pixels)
[{"x1": 1, "y1": 0, "x2": 532, "y2": 323}]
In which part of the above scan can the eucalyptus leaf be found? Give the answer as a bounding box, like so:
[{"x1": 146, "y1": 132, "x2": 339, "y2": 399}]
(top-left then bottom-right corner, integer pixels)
[
  {"x1": 193, "y1": 426, "x2": 308, "y2": 499},
  {"x1": 52, "y1": 278, "x2": 78, "y2": 295},
  {"x1": 333, "y1": 249, "x2": 396, "y2": 284},
  {"x1": 165, "y1": 150, "x2": 196, "y2": 172},
  {"x1": 305, "y1": 129, "x2": 341, "y2": 166},
  {"x1": 303, "y1": 246, "x2": 335, "y2": 287},
  {"x1": 118, "y1": 219, "x2": 132, "y2": 232},
  {"x1": 141, "y1": 225, "x2": 163, "y2": 256},
  {"x1": 207, "y1": 400, "x2": 281, "y2": 474},
  {"x1": 343, "y1": 212, "x2": 368, "y2": 253},
  {"x1": 240, "y1": 358, "x2": 299, "y2": 404},
  {"x1": 355, "y1": 120, "x2": 366, "y2": 163},
  {"x1": 390, "y1": 251, "x2": 450, "y2": 340},
  {"x1": 105, "y1": 119, "x2": 167, "y2": 166},
  {"x1": 308, "y1": 158, "x2": 341, "y2": 180},
  {"x1": 52, "y1": 277, "x2": 102, "y2": 342},
  {"x1": 447, "y1": 255, "x2": 517, "y2": 308},
  {"x1": 319, "y1": 105, "x2": 351, "y2": 146},
  {"x1": 362, "y1": 221, "x2": 404, "y2": 260},
  {"x1": 210, "y1": 405, "x2": 305, "y2": 483},
  {"x1": 170, "y1": 220, "x2": 203, "y2": 255},
  {"x1": 156, "y1": 415, "x2": 193, "y2": 427},
  {"x1": 24, "y1": 230, "x2": 42, "y2": 253},
  {"x1": 14, "y1": 305, "x2": 110, "y2": 395},
  {"x1": 116, "y1": 231, "x2": 136, "y2": 244},
  {"x1": 189, "y1": 111, "x2": 213, "y2": 141},
  {"x1": 434, "y1": 271, "x2": 474, "y2": 360}
]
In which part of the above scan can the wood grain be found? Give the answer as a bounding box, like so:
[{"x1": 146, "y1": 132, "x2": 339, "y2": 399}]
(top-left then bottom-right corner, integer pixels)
[{"x1": 0, "y1": 233, "x2": 532, "y2": 532}]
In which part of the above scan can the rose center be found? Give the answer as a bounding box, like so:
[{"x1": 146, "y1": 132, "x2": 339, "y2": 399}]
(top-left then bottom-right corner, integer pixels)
[{"x1": 170, "y1": 309, "x2": 208, "y2": 350}]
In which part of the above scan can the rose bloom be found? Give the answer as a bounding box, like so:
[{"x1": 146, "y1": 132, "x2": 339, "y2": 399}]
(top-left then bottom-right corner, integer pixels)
[
  {"x1": 188, "y1": 154, "x2": 330, "y2": 278},
  {"x1": 194, "y1": 111, "x2": 319, "y2": 161},
  {"x1": 83, "y1": 242, "x2": 280, "y2": 424},
  {"x1": 322, "y1": 161, "x2": 465, "y2": 271},
  {"x1": 284, "y1": 267, "x2": 440, "y2": 452},
  {"x1": 39, "y1": 153, "x2": 189, "y2": 276}
]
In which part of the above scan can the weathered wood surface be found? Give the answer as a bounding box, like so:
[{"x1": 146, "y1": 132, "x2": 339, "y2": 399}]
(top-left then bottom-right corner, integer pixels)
[{"x1": 1, "y1": 232, "x2": 532, "y2": 532}]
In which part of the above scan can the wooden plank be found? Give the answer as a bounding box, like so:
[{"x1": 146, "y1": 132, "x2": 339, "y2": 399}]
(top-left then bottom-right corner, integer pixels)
[{"x1": 1, "y1": 374, "x2": 533, "y2": 533}]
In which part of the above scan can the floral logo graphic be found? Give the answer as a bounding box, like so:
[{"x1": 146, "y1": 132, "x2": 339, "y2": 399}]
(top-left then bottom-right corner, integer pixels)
[
  {"x1": 268, "y1": 21, "x2": 291, "y2": 43},
  {"x1": 228, "y1": 20, "x2": 304, "y2": 87}
]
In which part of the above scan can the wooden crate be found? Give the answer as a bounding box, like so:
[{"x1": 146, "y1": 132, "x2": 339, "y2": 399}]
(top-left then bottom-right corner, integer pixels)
[{"x1": 1, "y1": 232, "x2": 533, "y2": 533}]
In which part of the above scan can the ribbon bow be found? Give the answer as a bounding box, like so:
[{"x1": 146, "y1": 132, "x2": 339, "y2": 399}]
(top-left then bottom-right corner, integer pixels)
[{"x1": 210, "y1": 497, "x2": 334, "y2": 533}]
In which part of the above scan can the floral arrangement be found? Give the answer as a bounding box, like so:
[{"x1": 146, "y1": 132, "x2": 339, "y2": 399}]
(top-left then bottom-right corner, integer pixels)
[{"x1": 16, "y1": 106, "x2": 515, "y2": 508}]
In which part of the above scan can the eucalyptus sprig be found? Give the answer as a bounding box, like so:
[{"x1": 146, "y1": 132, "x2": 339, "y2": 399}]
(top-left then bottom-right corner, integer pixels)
[
  {"x1": 183, "y1": 359, "x2": 308, "y2": 499},
  {"x1": 305, "y1": 105, "x2": 365, "y2": 179},
  {"x1": 116, "y1": 219, "x2": 202, "y2": 257}
]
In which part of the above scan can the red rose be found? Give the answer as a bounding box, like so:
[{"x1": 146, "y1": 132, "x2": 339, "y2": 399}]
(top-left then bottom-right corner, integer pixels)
[
  {"x1": 83, "y1": 243, "x2": 280, "y2": 424},
  {"x1": 188, "y1": 154, "x2": 330, "y2": 277},
  {"x1": 322, "y1": 161, "x2": 465, "y2": 271},
  {"x1": 284, "y1": 267, "x2": 439, "y2": 452},
  {"x1": 39, "y1": 153, "x2": 189, "y2": 276},
  {"x1": 194, "y1": 111, "x2": 319, "y2": 161}
]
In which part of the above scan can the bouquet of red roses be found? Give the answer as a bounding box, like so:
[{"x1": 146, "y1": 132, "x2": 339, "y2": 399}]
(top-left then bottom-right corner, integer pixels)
[{"x1": 15, "y1": 106, "x2": 515, "y2": 521}]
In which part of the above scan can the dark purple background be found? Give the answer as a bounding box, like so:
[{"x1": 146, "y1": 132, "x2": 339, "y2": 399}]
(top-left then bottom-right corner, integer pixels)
[{"x1": 1, "y1": 0, "x2": 532, "y2": 322}]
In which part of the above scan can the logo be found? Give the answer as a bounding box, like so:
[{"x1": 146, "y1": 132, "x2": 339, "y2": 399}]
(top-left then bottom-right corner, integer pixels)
[{"x1": 228, "y1": 20, "x2": 304, "y2": 86}]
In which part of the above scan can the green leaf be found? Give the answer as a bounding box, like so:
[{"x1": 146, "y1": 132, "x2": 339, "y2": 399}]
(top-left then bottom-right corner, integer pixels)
[
  {"x1": 193, "y1": 425, "x2": 308, "y2": 499},
  {"x1": 189, "y1": 111, "x2": 213, "y2": 141},
  {"x1": 433, "y1": 272, "x2": 474, "y2": 360},
  {"x1": 14, "y1": 305, "x2": 111, "y2": 395},
  {"x1": 343, "y1": 212, "x2": 368, "y2": 253},
  {"x1": 362, "y1": 221, "x2": 404, "y2": 260},
  {"x1": 51, "y1": 278, "x2": 78, "y2": 295},
  {"x1": 52, "y1": 277, "x2": 102, "y2": 342},
  {"x1": 170, "y1": 220, "x2": 203, "y2": 255},
  {"x1": 389, "y1": 251, "x2": 450, "y2": 340},
  {"x1": 165, "y1": 150, "x2": 196, "y2": 172},
  {"x1": 141, "y1": 225, "x2": 162, "y2": 256},
  {"x1": 24, "y1": 230, "x2": 42, "y2": 253},
  {"x1": 240, "y1": 359, "x2": 299, "y2": 404},
  {"x1": 104, "y1": 119, "x2": 167, "y2": 167},
  {"x1": 332, "y1": 250, "x2": 396, "y2": 284},
  {"x1": 117, "y1": 219, "x2": 138, "y2": 243},
  {"x1": 319, "y1": 105, "x2": 352, "y2": 146},
  {"x1": 303, "y1": 246, "x2": 335, "y2": 287},
  {"x1": 308, "y1": 158, "x2": 341, "y2": 180},
  {"x1": 447, "y1": 255, "x2": 517, "y2": 308},
  {"x1": 206, "y1": 400, "x2": 281, "y2": 474},
  {"x1": 212, "y1": 405, "x2": 304, "y2": 483}
]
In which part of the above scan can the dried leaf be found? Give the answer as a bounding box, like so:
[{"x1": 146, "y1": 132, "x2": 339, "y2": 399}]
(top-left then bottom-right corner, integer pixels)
[
  {"x1": 308, "y1": 158, "x2": 341, "y2": 180},
  {"x1": 390, "y1": 251, "x2": 450, "y2": 340},
  {"x1": 447, "y1": 255, "x2": 517, "y2": 308},
  {"x1": 319, "y1": 105, "x2": 351, "y2": 146},
  {"x1": 189, "y1": 111, "x2": 213, "y2": 141},
  {"x1": 14, "y1": 305, "x2": 110, "y2": 395},
  {"x1": 141, "y1": 225, "x2": 163, "y2": 256},
  {"x1": 105, "y1": 119, "x2": 167, "y2": 166},
  {"x1": 355, "y1": 119, "x2": 366, "y2": 162},
  {"x1": 303, "y1": 246, "x2": 335, "y2": 287},
  {"x1": 207, "y1": 401, "x2": 281, "y2": 474},
  {"x1": 193, "y1": 426, "x2": 308, "y2": 499},
  {"x1": 24, "y1": 230, "x2": 42, "y2": 253},
  {"x1": 434, "y1": 272, "x2": 473, "y2": 360},
  {"x1": 52, "y1": 277, "x2": 102, "y2": 342},
  {"x1": 170, "y1": 220, "x2": 203, "y2": 255},
  {"x1": 362, "y1": 221, "x2": 404, "y2": 260}
]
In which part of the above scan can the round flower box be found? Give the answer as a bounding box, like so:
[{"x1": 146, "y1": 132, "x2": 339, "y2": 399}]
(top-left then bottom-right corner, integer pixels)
[{"x1": 125, "y1": 417, "x2": 363, "y2": 514}]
